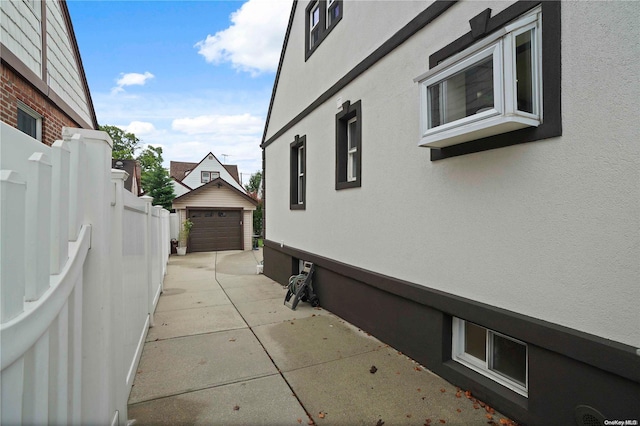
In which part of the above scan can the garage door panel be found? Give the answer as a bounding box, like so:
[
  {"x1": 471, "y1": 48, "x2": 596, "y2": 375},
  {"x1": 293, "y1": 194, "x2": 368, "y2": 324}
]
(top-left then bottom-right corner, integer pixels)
[{"x1": 189, "y1": 210, "x2": 242, "y2": 252}]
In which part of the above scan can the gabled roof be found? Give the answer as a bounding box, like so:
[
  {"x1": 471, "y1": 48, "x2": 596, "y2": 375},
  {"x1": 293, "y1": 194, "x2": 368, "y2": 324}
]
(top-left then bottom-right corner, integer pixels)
[
  {"x1": 0, "y1": 0, "x2": 98, "y2": 130},
  {"x1": 223, "y1": 164, "x2": 241, "y2": 185},
  {"x1": 172, "y1": 177, "x2": 258, "y2": 206},
  {"x1": 171, "y1": 177, "x2": 192, "y2": 191},
  {"x1": 170, "y1": 161, "x2": 198, "y2": 181},
  {"x1": 260, "y1": 0, "x2": 298, "y2": 148}
]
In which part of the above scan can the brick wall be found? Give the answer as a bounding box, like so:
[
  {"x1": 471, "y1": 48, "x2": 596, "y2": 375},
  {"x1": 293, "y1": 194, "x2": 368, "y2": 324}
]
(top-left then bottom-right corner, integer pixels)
[{"x1": 1, "y1": 63, "x2": 83, "y2": 146}]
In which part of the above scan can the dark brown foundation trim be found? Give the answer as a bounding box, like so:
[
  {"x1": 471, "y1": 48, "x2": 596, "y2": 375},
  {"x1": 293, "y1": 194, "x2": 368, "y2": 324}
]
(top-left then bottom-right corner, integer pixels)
[{"x1": 264, "y1": 240, "x2": 640, "y2": 424}]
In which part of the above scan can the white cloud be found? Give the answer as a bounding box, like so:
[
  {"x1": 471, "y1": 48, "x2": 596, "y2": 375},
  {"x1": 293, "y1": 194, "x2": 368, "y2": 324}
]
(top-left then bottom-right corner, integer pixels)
[
  {"x1": 195, "y1": 0, "x2": 291, "y2": 76},
  {"x1": 111, "y1": 71, "x2": 155, "y2": 94},
  {"x1": 124, "y1": 121, "x2": 156, "y2": 136},
  {"x1": 172, "y1": 113, "x2": 264, "y2": 136}
]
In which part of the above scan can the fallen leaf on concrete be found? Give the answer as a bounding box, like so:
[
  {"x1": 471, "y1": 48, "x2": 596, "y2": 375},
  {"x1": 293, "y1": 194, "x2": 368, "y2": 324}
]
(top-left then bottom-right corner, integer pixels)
[
  {"x1": 396, "y1": 371, "x2": 400, "y2": 375},
  {"x1": 440, "y1": 388, "x2": 446, "y2": 393},
  {"x1": 456, "y1": 409, "x2": 462, "y2": 413},
  {"x1": 455, "y1": 391, "x2": 461, "y2": 398},
  {"x1": 424, "y1": 419, "x2": 431, "y2": 425},
  {"x1": 229, "y1": 338, "x2": 236, "y2": 342},
  {"x1": 473, "y1": 404, "x2": 480, "y2": 409},
  {"x1": 486, "y1": 406, "x2": 495, "y2": 414},
  {"x1": 376, "y1": 420, "x2": 384, "y2": 426},
  {"x1": 486, "y1": 414, "x2": 493, "y2": 420},
  {"x1": 465, "y1": 390, "x2": 472, "y2": 398},
  {"x1": 370, "y1": 366, "x2": 378, "y2": 374},
  {"x1": 291, "y1": 322, "x2": 295, "y2": 325},
  {"x1": 479, "y1": 402, "x2": 486, "y2": 408},
  {"x1": 439, "y1": 420, "x2": 446, "y2": 424},
  {"x1": 297, "y1": 419, "x2": 302, "y2": 424},
  {"x1": 308, "y1": 420, "x2": 314, "y2": 425},
  {"x1": 415, "y1": 367, "x2": 422, "y2": 372},
  {"x1": 233, "y1": 405, "x2": 240, "y2": 411},
  {"x1": 318, "y1": 412, "x2": 325, "y2": 419},
  {"x1": 417, "y1": 388, "x2": 421, "y2": 392}
]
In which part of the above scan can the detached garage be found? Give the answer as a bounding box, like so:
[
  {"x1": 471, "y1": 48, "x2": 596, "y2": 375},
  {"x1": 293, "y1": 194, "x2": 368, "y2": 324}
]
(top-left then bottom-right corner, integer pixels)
[{"x1": 172, "y1": 178, "x2": 258, "y2": 252}]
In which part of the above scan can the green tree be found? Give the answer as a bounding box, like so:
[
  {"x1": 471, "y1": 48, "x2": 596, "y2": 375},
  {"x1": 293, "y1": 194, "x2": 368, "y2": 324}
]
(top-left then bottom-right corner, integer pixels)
[
  {"x1": 139, "y1": 146, "x2": 175, "y2": 210},
  {"x1": 100, "y1": 124, "x2": 140, "y2": 159},
  {"x1": 244, "y1": 171, "x2": 262, "y2": 194},
  {"x1": 244, "y1": 171, "x2": 263, "y2": 236}
]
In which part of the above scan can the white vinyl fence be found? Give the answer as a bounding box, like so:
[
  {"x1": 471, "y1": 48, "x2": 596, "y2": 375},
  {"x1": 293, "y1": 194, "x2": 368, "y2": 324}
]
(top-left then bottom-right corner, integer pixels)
[{"x1": 0, "y1": 123, "x2": 169, "y2": 425}]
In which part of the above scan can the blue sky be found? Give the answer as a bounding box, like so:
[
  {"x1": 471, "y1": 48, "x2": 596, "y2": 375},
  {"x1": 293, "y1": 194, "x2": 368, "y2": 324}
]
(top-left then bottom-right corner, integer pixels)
[{"x1": 67, "y1": 0, "x2": 292, "y2": 184}]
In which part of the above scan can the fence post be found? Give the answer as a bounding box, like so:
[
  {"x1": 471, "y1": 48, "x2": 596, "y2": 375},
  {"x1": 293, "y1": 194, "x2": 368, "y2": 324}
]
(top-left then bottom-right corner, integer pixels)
[
  {"x1": 24, "y1": 152, "x2": 52, "y2": 301},
  {"x1": 63, "y1": 127, "x2": 114, "y2": 425},
  {"x1": 63, "y1": 133, "x2": 85, "y2": 242},
  {"x1": 50, "y1": 140, "x2": 70, "y2": 275},
  {"x1": 141, "y1": 195, "x2": 154, "y2": 327},
  {"x1": 110, "y1": 169, "x2": 128, "y2": 425},
  {"x1": 0, "y1": 170, "x2": 26, "y2": 323}
]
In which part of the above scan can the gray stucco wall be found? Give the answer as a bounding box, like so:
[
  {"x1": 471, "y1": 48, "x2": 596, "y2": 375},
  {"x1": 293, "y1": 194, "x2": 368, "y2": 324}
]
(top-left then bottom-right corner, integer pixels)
[{"x1": 264, "y1": 1, "x2": 640, "y2": 348}]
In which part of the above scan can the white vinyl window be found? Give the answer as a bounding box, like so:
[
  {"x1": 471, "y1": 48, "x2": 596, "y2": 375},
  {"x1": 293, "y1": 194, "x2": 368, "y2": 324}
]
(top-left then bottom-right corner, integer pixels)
[
  {"x1": 201, "y1": 171, "x2": 220, "y2": 183},
  {"x1": 452, "y1": 317, "x2": 528, "y2": 396},
  {"x1": 309, "y1": 2, "x2": 321, "y2": 49},
  {"x1": 17, "y1": 102, "x2": 42, "y2": 141},
  {"x1": 347, "y1": 117, "x2": 357, "y2": 182},
  {"x1": 297, "y1": 145, "x2": 305, "y2": 204},
  {"x1": 415, "y1": 7, "x2": 542, "y2": 148}
]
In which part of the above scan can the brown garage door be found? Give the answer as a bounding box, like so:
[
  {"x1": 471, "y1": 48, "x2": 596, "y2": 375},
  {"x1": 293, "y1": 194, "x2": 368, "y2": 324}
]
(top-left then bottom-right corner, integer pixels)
[{"x1": 188, "y1": 210, "x2": 242, "y2": 252}]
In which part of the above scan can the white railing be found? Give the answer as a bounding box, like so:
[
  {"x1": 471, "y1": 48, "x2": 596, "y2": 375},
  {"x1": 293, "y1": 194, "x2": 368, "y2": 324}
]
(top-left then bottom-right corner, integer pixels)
[{"x1": 0, "y1": 123, "x2": 170, "y2": 425}]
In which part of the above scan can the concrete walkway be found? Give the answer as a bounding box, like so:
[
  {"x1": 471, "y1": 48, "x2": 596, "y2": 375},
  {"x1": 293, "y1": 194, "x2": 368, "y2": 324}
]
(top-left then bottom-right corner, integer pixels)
[{"x1": 128, "y1": 250, "x2": 514, "y2": 426}]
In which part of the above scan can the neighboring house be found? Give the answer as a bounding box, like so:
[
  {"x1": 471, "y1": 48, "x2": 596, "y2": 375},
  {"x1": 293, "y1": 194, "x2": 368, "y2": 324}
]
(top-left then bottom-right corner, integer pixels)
[
  {"x1": 112, "y1": 159, "x2": 142, "y2": 196},
  {"x1": 171, "y1": 152, "x2": 257, "y2": 252},
  {"x1": 1, "y1": 0, "x2": 98, "y2": 144},
  {"x1": 261, "y1": 1, "x2": 639, "y2": 424}
]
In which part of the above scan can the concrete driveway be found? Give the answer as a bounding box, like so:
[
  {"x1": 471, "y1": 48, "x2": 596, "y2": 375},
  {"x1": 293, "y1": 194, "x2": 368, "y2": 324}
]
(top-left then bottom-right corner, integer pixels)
[{"x1": 127, "y1": 249, "x2": 515, "y2": 426}]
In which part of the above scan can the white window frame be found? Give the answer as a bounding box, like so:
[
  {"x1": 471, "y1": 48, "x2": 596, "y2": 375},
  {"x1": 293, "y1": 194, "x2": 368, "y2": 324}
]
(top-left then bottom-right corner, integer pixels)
[
  {"x1": 297, "y1": 145, "x2": 304, "y2": 204},
  {"x1": 309, "y1": 2, "x2": 321, "y2": 49},
  {"x1": 452, "y1": 317, "x2": 528, "y2": 397},
  {"x1": 17, "y1": 101, "x2": 42, "y2": 141},
  {"x1": 346, "y1": 117, "x2": 357, "y2": 182},
  {"x1": 415, "y1": 7, "x2": 542, "y2": 148}
]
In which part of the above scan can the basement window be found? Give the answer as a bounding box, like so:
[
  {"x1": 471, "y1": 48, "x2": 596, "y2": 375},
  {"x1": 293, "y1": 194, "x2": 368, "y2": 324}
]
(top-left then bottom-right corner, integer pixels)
[
  {"x1": 452, "y1": 317, "x2": 528, "y2": 396},
  {"x1": 415, "y1": 7, "x2": 542, "y2": 148}
]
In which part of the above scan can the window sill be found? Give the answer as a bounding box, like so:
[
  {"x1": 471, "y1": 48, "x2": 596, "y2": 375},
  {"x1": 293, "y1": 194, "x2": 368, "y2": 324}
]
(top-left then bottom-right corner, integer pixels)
[
  {"x1": 336, "y1": 180, "x2": 360, "y2": 190},
  {"x1": 290, "y1": 204, "x2": 306, "y2": 210},
  {"x1": 419, "y1": 115, "x2": 540, "y2": 149}
]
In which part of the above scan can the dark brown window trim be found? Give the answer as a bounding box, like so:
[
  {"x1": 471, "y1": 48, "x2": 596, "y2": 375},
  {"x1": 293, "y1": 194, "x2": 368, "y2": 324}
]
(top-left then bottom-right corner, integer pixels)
[
  {"x1": 263, "y1": 239, "x2": 639, "y2": 384},
  {"x1": 305, "y1": 0, "x2": 343, "y2": 61},
  {"x1": 290, "y1": 134, "x2": 306, "y2": 210},
  {"x1": 428, "y1": 1, "x2": 561, "y2": 161},
  {"x1": 261, "y1": 1, "x2": 455, "y2": 149},
  {"x1": 335, "y1": 100, "x2": 361, "y2": 190}
]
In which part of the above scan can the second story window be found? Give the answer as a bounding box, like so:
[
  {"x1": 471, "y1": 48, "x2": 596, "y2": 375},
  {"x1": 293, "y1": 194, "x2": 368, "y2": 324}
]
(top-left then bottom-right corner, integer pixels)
[
  {"x1": 309, "y1": 2, "x2": 321, "y2": 49},
  {"x1": 305, "y1": 0, "x2": 343, "y2": 60},
  {"x1": 201, "y1": 171, "x2": 220, "y2": 183}
]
